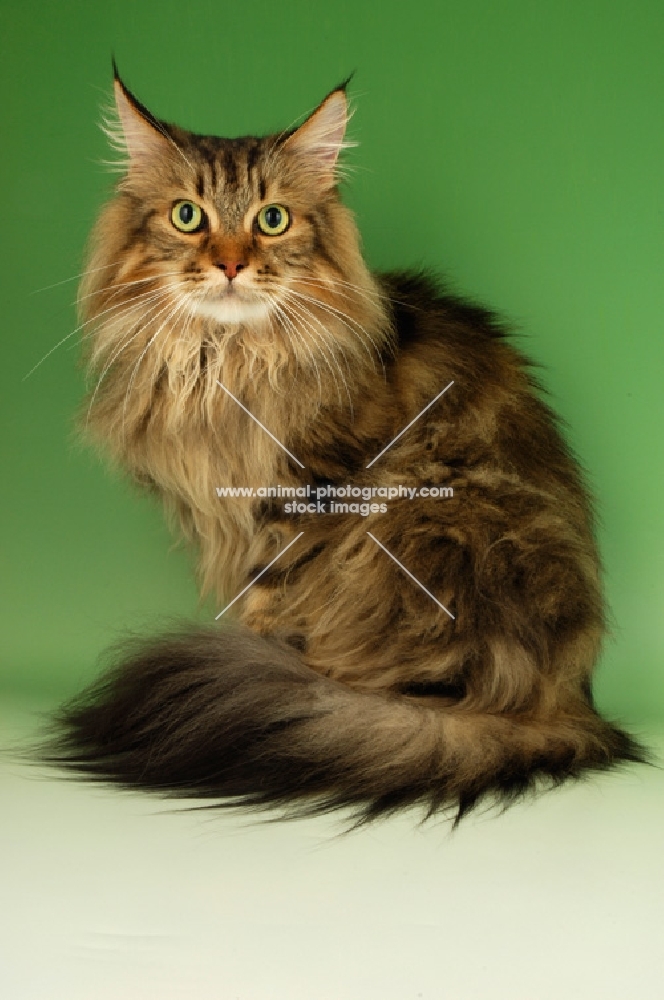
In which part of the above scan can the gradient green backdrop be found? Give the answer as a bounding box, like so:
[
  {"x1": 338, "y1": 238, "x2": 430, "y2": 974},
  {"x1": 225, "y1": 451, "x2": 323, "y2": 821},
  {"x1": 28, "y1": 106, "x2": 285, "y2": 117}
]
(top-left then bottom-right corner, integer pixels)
[{"x1": 1, "y1": 0, "x2": 662, "y2": 724}]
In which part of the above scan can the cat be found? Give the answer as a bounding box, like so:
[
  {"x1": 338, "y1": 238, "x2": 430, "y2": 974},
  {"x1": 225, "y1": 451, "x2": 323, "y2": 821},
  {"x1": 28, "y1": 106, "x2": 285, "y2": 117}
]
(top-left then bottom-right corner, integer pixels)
[{"x1": 44, "y1": 67, "x2": 646, "y2": 824}]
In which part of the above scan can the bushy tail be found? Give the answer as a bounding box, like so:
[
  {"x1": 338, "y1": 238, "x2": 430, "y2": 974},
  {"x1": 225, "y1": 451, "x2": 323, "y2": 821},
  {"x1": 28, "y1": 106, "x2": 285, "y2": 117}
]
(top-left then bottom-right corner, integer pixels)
[{"x1": 41, "y1": 625, "x2": 647, "y2": 824}]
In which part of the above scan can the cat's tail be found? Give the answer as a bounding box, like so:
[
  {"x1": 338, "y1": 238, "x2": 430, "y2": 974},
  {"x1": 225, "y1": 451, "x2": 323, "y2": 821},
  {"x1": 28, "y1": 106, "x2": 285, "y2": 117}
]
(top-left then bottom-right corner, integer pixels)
[{"x1": 40, "y1": 624, "x2": 647, "y2": 824}]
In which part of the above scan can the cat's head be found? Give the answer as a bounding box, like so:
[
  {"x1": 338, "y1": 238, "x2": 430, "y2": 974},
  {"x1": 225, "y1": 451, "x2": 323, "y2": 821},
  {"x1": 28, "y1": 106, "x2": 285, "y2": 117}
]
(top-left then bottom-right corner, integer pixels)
[{"x1": 81, "y1": 70, "x2": 389, "y2": 392}]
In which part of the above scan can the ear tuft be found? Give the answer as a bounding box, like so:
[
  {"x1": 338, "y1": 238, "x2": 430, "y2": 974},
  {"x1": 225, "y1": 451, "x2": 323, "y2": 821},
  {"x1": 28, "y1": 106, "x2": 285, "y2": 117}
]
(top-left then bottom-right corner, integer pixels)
[
  {"x1": 283, "y1": 86, "x2": 353, "y2": 190},
  {"x1": 105, "y1": 66, "x2": 171, "y2": 170}
]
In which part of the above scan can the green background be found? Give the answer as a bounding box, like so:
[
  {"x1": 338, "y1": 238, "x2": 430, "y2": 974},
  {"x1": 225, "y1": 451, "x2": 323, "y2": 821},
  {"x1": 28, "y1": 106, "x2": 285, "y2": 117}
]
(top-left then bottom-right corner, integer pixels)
[{"x1": 1, "y1": 0, "x2": 662, "y2": 723}]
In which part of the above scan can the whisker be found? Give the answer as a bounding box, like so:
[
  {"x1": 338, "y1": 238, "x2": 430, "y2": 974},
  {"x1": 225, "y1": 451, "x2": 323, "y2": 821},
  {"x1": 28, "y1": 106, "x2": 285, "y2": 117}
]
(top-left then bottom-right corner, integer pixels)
[
  {"x1": 291, "y1": 273, "x2": 386, "y2": 304},
  {"x1": 30, "y1": 260, "x2": 126, "y2": 295},
  {"x1": 86, "y1": 287, "x2": 176, "y2": 363},
  {"x1": 298, "y1": 273, "x2": 406, "y2": 312},
  {"x1": 268, "y1": 297, "x2": 322, "y2": 399},
  {"x1": 279, "y1": 297, "x2": 352, "y2": 412},
  {"x1": 75, "y1": 287, "x2": 173, "y2": 358},
  {"x1": 269, "y1": 308, "x2": 300, "y2": 383},
  {"x1": 279, "y1": 294, "x2": 341, "y2": 405},
  {"x1": 85, "y1": 290, "x2": 179, "y2": 425},
  {"x1": 121, "y1": 294, "x2": 191, "y2": 438},
  {"x1": 76, "y1": 271, "x2": 185, "y2": 306},
  {"x1": 284, "y1": 286, "x2": 381, "y2": 352},
  {"x1": 281, "y1": 286, "x2": 384, "y2": 370},
  {"x1": 252, "y1": 291, "x2": 302, "y2": 382},
  {"x1": 170, "y1": 288, "x2": 204, "y2": 349},
  {"x1": 22, "y1": 285, "x2": 173, "y2": 381}
]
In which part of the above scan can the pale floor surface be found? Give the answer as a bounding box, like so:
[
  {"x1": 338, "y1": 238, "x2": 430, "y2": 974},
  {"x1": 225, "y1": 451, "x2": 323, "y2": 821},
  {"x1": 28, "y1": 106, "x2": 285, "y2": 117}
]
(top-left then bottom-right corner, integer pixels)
[{"x1": 1, "y1": 698, "x2": 663, "y2": 1000}]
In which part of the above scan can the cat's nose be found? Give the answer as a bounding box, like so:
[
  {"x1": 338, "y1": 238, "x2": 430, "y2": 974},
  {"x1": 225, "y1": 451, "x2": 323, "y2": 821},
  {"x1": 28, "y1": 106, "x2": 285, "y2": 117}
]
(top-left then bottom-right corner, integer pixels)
[{"x1": 215, "y1": 261, "x2": 247, "y2": 281}]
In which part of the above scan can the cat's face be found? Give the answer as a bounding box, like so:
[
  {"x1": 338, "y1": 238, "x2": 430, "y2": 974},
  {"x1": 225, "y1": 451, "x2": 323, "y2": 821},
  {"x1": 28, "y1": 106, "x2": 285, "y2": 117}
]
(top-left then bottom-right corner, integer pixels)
[
  {"x1": 81, "y1": 76, "x2": 391, "y2": 407},
  {"x1": 101, "y1": 76, "x2": 354, "y2": 328}
]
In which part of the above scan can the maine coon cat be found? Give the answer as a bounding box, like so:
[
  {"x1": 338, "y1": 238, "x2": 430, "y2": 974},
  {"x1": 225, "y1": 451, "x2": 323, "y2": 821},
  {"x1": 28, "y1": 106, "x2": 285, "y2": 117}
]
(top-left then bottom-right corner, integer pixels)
[{"x1": 46, "y1": 69, "x2": 645, "y2": 823}]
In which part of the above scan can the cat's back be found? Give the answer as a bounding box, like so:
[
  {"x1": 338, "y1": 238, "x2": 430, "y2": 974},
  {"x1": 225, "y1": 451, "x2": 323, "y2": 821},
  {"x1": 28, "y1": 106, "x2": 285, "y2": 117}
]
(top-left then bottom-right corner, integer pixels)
[
  {"x1": 380, "y1": 270, "x2": 509, "y2": 350},
  {"x1": 377, "y1": 270, "x2": 531, "y2": 415},
  {"x1": 376, "y1": 270, "x2": 586, "y2": 500}
]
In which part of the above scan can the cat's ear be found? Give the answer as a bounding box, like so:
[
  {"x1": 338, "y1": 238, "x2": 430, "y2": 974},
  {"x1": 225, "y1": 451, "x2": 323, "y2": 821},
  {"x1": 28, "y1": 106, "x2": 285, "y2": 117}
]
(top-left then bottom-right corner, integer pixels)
[
  {"x1": 282, "y1": 84, "x2": 351, "y2": 190},
  {"x1": 110, "y1": 65, "x2": 172, "y2": 168}
]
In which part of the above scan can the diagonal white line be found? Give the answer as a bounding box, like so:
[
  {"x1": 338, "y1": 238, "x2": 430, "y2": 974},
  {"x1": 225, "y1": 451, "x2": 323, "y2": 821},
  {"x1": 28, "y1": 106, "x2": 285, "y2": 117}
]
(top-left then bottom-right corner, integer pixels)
[
  {"x1": 365, "y1": 380, "x2": 454, "y2": 469},
  {"x1": 366, "y1": 531, "x2": 455, "y2": 619},
  {"x1": 215, "y1": 531, "x2": 305, "y2": 620},
  {"x1": 216, "y1": 379, "x2": 305, "y2": 469}
]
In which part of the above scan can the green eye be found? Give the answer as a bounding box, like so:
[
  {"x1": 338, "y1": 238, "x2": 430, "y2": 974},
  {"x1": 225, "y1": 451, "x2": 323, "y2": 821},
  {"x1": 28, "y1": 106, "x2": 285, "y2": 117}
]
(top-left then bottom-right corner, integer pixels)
[
  {"x1": 256, "y1": 204, "x2": 290, "y2": 236},
  {"x1": 171, "y1": 200, "x2": 205, "y2": 233}
]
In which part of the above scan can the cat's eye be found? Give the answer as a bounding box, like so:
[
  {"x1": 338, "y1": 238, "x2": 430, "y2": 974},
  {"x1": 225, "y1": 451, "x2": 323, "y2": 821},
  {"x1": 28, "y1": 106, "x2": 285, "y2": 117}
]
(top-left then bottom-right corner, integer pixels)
[
  {"x1": 256, "y1": 204, "x2": 290, "y2": 236},
  {"x1": 171, "y1": 200, "x2": 205, "y2": 233}
]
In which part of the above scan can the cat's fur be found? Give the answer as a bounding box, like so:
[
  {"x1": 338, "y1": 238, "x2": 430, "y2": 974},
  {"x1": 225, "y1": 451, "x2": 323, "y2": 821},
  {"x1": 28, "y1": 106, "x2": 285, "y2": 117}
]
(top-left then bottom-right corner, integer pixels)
[{"x1": 45, "y1": 70, "x2": 646, "y2": 823}]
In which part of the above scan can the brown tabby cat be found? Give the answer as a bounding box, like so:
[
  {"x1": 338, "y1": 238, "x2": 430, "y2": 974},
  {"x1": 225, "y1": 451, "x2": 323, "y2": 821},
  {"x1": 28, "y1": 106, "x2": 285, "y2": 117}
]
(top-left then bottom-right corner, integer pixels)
[{"x1": 46, "y1": 68, "x2": 645, "y2": 823}]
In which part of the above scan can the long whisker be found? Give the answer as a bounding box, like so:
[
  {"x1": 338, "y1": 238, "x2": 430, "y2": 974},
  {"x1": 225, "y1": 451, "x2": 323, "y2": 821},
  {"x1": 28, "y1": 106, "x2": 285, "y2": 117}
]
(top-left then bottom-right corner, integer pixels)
[
  {"x1": 295, "y1": 272, "x2": 406, "y2": 313},
  {"x1": 279, "y1": 296, "x2": 354, "y2": 413},
  {"x1": 267, "y1": 297, "x2": 322, "y2": 399},
  {"x1": 85, "y1": 303, "x2": 168, "y2": 416},
  {"x1": 30, "y1": 260, "x2": 127, "y2": 295},
  {"x1": 85, "y1": 290, "x2": 178, "y2": 425},
  {"x1": 281, "y1": 286, "x2": 384, "y2": 370},
  {"x1": 279, "y1": 296, "x2": 338, "y2": 393},
  {"x1": 121, "y1": 294, "x2": 191, "y2": 438},
  {"x1": 170, "y1": 287, "x2": 204, "y2": 349},
  {"x1": 282, "y1": 294, "x2": 352, "y2": 380},
  {"x1": 76, "y1": 271, "x2": 185, "y2": 306},
  {"x1": 289, "y1": 293, "x2": 378, "y2": 406},
  {"x1": 86, "y1": 287, "x2": 176, "y2": 363},
  {"x1": 272, "y1": 309, "x2": 299, "y2": 379},
  {"x1": 75, "y1": 287, "x2": 174, "y2": 360},
  {"x1": 286, "y1": 302, "x2": 342, "y2": 406},
  {"x1": 291, "y1": 273, "x2": 387, "y2": 305},
  {"x1": 284, "y1": 286, "x2": 381, "y2": 354},
  {"x1": 278, "y1": 288, "x2": 352, "y2": 367},
  {"x1": 252, "y1": 291, "x2": 302, "y2": 383},
  {"x1": 177, "y1": 293, "x2": 208, "y2": 382},
  {"x1": 284, "y1": 283, "x2": 381, "y2": 342},
  {"x1": 22, "y1": 284, "x2": 173, "y2": 380}
]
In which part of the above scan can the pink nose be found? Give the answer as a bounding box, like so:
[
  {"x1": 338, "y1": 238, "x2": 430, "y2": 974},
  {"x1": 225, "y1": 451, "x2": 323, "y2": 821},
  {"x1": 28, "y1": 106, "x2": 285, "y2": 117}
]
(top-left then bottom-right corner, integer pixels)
[{"x1": 216, "y1": 261, "x2": 247, "y2": 280}]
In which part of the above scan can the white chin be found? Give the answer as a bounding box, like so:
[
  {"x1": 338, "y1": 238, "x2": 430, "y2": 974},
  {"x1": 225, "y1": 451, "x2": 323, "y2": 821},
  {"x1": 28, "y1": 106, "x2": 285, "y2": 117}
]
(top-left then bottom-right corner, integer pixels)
[{"x1": 194, "y1": 295, "x2": 271, "y2": 325}]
